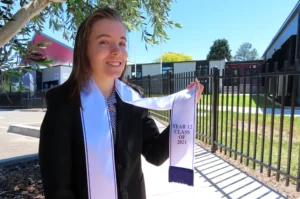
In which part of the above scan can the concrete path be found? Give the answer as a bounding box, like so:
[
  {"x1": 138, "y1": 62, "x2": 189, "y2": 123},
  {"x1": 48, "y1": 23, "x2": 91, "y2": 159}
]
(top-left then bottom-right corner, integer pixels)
[
  {"x1": 0, "y1": 110, "x2": 287, "y2": 198},
  {"x1": 0, "y1": 110, "x2": 41, "y2": 160}
]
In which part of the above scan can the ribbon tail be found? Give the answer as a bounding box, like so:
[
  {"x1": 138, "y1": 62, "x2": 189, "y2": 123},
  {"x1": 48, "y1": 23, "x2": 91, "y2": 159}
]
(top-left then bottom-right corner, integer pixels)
[
  {"x1": 169, "y1": 166, "x2": 194, "y2": 186},
  {"x1": 168, "y1": 85, "x2": 197, "y2": 186}
]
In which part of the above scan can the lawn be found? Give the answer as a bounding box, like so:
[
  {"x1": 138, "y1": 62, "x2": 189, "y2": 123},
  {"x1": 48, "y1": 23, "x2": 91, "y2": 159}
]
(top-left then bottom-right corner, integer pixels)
[
  {"x1": 150, "y1": 93, "x2": 281, "y2": 108},
  {"x1": 199, "y1": 94, "x2": 281, "y2": 108}
]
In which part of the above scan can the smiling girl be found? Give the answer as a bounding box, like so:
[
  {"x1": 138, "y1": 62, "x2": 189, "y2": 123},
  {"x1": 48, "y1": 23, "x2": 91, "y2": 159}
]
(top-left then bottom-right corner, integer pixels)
[{"x1": 38, "y1": 7, "x2": 203, "y2": 199}]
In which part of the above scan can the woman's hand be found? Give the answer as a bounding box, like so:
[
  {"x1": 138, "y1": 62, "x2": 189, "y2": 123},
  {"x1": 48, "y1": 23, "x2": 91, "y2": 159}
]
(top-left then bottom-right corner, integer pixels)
[{"x1": 187, "y1": 78, "x2": 204, "y2": 103}]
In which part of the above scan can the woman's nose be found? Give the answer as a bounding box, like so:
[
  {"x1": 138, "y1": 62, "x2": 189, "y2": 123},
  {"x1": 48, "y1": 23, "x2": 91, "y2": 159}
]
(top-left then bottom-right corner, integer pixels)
[{"x1": 110, "y1": 44, "x2": 121, "y2": 56}]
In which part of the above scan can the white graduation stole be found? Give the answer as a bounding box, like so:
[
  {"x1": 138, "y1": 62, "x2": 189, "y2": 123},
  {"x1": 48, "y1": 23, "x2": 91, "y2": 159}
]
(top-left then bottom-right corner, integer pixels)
[{"x1": 80, "y1": 77, "x2": 196, "y2": 199}]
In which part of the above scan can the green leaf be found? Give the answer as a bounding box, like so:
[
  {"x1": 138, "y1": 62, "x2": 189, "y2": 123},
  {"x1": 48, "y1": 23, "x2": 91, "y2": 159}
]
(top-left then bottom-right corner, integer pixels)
[
  {"x1": 175, "y1": 23, "x2": 182, "y2": 28},
  {"x1": 58, "y1": 3, "x2": 64, "y2": 12},
  {"x1": 1, "y1": 0, "x2": 13, "y2": 5},
  {"x1": 49, "y1": 19, "x2": 53, "y2": 29},
  {"x1": 40, "y1": 16, "x2": 45, "y2": 23},
  {"x1": 1, "y1": 13, "x2": 10, "y2": 20},
  {"x1": 17, "y1": 85, "x2": 29, "y2": 92},
  {"x1": 145, "y1": 32, "x2": 152, "y2": 37},
  {"x1": 1, "y1": 6, "x2": 9, "y2": 11},
  {"x1": 124, "y1": 21, "x2": 132, "y2": 31}
]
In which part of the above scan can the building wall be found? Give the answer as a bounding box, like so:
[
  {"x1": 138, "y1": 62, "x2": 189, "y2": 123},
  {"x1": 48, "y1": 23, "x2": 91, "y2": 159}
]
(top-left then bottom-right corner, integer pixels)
[
  {"x1": 209, "y1": 59, "x2": 226, "y2": 75},
  {"x1": 42, "y1": 66, "x2": 72, "y2": 89},
  {"x1": 265, "y1": 12, "x2": 298, "y2": 60},
  {"x1": 42, "y1": 67, "x2": 60, "y2": 83},
  {"x1": 60, "y1": 66, "x2": 72, "y2": 84},
  {"x1": 139, "y1": 64, "x2": 161, "y2": 94},
  {"x1": 208, "y1": 59, "x2": 226, "y2": 92},
  {"x1": 124, "y1": 65, "x2": 132, "y2": 80},
  {"x1": 21, "y1": 70, "x2": 36, "y2": 93},
  {"x1": 173, "y1": 62, "x2": 196, "y2": 91},
  {"x1": 126, "y1": 60, "x2": 225, "y2": 77},
  {"x1": 142, "y1": 64, "x2": 161, "y2": 76},
  {"x1": 174, "y1": 62, "x2": 196, "y2": 74}
]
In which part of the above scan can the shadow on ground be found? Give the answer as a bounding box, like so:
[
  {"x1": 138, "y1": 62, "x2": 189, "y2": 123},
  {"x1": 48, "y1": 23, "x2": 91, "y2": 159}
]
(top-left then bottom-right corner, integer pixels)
[{"x1": 194, "y1": 144, "x2": 287, "y2": 199}]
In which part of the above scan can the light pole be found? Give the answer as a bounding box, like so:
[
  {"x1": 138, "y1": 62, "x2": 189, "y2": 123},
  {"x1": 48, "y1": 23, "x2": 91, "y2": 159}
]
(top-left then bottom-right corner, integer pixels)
[
  {"x1": 160, "y1": 36, "x2": 162, "y2": 73},
  {"x1": 134, "y1": 31, "x2": 137, "y2": 78}
]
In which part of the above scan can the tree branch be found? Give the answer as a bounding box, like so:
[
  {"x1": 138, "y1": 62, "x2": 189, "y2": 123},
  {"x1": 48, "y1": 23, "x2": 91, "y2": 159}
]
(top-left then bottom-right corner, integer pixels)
[{"x1": 0, "y1": 0, "x2": 66, "y2": 47}]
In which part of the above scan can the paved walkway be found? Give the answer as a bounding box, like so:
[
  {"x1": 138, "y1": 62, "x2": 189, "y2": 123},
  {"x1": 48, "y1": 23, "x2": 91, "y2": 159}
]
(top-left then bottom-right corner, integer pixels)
[
  {"x1": 0, "y1": 110, "x2": 287, "y2": 198},
  {"x1": 0, "y1": 110, "x2": 42, "y2": 160}
]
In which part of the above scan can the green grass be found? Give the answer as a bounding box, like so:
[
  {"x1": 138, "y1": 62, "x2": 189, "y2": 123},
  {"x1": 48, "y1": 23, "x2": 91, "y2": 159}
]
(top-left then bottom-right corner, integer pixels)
[
  {"x1": 150, "y1": 110, "x2": 170, "y2": 122},
  {"x1": 150, "y1": 93, "x2": 281, "y2": 108},
  {"x1": 200, "y1": 94, "x2": 281, "y2": 108},
  {"x1": 199, "y1": 109, "x2": 300, "y2": 136}
]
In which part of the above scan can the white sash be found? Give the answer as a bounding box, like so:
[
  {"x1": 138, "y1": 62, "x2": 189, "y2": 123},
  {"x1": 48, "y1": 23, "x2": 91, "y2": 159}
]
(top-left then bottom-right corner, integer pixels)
[{"x1": 80, "y1": 77, "x2": 196, "y2": 199}]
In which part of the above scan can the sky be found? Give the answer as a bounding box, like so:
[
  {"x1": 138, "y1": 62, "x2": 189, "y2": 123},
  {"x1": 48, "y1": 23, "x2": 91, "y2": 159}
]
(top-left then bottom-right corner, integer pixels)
[{"x1": 41, "y1": 0, "x2": 299, "y2": 64}]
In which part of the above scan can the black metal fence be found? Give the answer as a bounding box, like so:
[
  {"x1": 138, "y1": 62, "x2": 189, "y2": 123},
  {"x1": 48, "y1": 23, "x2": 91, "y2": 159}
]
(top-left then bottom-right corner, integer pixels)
[
  {"x1": 0, "y1": 90, "x2": 47, "y2": 109},
  {"x1": 129, "y1": 59, "x2": 300, "y2": 191}
]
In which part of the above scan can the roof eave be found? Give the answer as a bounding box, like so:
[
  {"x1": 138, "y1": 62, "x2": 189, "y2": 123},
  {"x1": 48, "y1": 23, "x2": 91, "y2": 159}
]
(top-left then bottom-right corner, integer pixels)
[{"x1": 261, "y1": 1, "x2": 300, "y2": 59}]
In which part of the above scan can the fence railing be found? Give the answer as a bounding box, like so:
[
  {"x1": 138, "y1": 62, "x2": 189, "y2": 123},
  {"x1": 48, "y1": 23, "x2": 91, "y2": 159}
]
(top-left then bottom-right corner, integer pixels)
[
  {"x1": 128, "y1": 59, "x2": 300, "y2": 191},
  {"x1": 0, "y1": 90, "x2": 47, "y2": 109}
]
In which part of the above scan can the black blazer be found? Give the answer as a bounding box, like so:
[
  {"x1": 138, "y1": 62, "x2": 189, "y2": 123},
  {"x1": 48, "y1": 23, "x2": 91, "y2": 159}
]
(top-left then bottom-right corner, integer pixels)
[{"x1": 38, "y1": 81, "x2": 170, "y2": 199}]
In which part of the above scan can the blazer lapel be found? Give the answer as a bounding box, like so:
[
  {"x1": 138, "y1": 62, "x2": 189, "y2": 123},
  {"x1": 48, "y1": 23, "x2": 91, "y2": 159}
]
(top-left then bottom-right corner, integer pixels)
[{"x1": 115, "y1": 94, "x2": 130, "y2": 151}]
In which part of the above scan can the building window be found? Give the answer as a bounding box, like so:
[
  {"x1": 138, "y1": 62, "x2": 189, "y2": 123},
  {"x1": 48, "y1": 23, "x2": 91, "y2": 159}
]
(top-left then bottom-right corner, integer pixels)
[
  {"x1": 196, "y1": 65, "x2": 209, "y2": 76},
  {"x1": 131, "y1": 64, "x2": 142, "y2": 78},
  {"x1": 162, "y1": 66, "x2": 172, "y2": 74},
  {"x1": 162, "y1": 64, "x2": 174, "y2": 76}
]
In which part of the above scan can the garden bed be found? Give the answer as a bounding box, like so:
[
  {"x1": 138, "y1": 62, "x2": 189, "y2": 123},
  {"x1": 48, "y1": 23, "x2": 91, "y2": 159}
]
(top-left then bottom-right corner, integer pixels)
[{"x1": 0, "y1": 160, "x2": 44, "y2": 199}]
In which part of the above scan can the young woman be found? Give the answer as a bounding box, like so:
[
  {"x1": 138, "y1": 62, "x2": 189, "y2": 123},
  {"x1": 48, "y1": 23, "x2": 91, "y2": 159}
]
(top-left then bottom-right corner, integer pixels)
[{"x1": 38, "y1": 7, "x2": 203, "y2": 199}]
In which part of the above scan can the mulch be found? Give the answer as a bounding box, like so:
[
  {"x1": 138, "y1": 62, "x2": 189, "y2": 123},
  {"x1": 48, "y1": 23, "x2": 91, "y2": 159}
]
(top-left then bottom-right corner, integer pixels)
[{"x1": 0, "y1": 160, "x2": 44, "y2": 199}]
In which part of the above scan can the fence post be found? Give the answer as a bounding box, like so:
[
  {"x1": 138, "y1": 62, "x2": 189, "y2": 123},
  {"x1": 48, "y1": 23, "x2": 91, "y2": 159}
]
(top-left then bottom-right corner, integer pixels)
[
  {"x1": 168, "y1": 72, "x2": 172, "y2": 94},
  {"x1": 148, "y1": 75, "x2": 151, "y2": 97},
  {"x1": 211, "y1": 67, "x2": 219, "y2": 153}
]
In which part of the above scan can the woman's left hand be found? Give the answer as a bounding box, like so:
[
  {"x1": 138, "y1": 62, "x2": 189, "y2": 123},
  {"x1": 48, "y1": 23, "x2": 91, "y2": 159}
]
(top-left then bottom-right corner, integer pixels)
[{"x1": 187, "y1": 78, "x2": 204, "y2": 103}]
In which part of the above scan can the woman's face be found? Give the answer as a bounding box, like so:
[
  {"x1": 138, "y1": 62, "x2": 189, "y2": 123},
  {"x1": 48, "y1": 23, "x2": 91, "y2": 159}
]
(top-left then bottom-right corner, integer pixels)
[{"x1": 87, "y1": 19, "x2": 128, "y2": 80}]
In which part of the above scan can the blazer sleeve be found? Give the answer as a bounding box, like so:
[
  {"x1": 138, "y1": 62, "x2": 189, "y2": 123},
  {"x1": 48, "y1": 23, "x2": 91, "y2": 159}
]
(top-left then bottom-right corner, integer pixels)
[
  {"x1": 38, "y1": 91, "x2": 75, "y2": 199},
  {"x1": 141, "y1": 109, "x2": 170, "y2": 166}
]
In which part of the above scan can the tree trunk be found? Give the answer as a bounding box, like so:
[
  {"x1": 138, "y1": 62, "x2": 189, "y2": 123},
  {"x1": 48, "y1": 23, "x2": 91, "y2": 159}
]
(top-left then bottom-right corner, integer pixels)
[{"x1": 0, "y1": 0, "x2": 66, "y2": 48}]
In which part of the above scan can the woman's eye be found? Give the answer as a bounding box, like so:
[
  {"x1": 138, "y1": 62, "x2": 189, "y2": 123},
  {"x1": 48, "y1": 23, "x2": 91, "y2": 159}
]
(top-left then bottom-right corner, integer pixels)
[
  {"x1": 119, "y1": 42, "x2": 126, "y2": 47},
  {"x1": 100, "y1": 41, "x2": 109, "y2": 44}
]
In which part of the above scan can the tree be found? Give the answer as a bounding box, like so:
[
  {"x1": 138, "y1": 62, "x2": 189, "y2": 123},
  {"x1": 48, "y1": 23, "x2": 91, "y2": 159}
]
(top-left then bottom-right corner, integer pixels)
[
  {"x1": 0, "y1": 0, "x2": 181, "y2": 92},
  {"x1": 154, "y1": 52, "x2": 193, "y2": 63},
  {"x1": 233, "y1": 42, "x2": 260, "y2": 61},
  {"x1": 207, "y1": 39, "x2": 232, "y2": 61}
]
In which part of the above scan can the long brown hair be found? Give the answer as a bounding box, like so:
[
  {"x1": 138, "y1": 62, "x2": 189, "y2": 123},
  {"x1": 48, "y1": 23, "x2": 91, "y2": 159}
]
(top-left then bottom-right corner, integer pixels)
[{"x1": 66, "y1": 7, "x2": 141, "y2": 107}]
